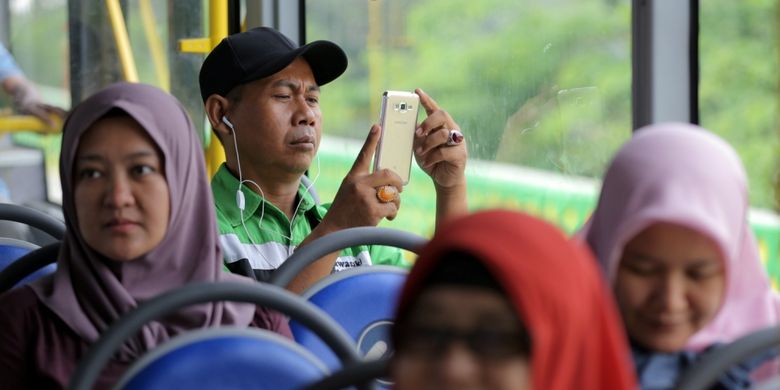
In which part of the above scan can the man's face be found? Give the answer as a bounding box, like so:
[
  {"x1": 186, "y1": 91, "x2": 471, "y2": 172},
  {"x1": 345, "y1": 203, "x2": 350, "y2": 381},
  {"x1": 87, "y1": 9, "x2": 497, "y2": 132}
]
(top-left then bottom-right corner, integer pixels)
[{"x1": 227, "y1": 57, "x2": 322, "y2": 177}]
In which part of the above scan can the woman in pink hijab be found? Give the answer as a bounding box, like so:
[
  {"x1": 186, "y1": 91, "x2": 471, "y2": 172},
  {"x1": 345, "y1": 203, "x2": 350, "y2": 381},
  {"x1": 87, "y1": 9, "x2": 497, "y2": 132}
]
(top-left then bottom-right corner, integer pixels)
[
  {"x1": 580, "y1": 122, "x2": 780, "y2": 388},
  {"x1": 0, "y1": 82, "x2": 291, "y2": 389}
]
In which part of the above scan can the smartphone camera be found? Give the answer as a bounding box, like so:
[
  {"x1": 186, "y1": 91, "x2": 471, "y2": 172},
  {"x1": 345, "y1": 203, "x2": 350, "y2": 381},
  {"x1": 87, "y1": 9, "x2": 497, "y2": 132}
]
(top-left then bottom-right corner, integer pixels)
[{"x1": 396, "y1": 102, "x2": 412, "y2": 113}]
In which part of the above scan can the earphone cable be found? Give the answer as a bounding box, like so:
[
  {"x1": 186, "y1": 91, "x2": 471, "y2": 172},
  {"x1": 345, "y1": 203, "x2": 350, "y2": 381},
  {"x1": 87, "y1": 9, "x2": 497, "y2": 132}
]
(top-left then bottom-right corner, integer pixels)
[{"x1": 229, "y1": 118, "x2": 321, "y2": 261}]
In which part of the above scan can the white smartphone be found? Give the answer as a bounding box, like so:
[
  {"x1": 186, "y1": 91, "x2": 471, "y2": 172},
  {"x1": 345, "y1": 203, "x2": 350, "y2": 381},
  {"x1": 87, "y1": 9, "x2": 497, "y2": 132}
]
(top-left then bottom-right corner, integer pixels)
[{"x1": 373, "y1": 90, "x2": 420, "y2": 185}]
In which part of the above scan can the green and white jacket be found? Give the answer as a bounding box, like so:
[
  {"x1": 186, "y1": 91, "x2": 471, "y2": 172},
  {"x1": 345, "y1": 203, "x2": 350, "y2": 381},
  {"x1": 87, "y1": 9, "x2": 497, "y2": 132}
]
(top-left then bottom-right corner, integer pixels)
[{"x1": 211, "y1": 164, "x2": 407, "y2": 282}]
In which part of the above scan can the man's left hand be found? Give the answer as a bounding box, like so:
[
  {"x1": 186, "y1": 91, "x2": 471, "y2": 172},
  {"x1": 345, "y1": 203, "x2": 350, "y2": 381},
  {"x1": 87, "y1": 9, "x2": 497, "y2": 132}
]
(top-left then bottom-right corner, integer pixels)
[{"x1": 413, "y1": 88, "x2": 467, "y2": 189}]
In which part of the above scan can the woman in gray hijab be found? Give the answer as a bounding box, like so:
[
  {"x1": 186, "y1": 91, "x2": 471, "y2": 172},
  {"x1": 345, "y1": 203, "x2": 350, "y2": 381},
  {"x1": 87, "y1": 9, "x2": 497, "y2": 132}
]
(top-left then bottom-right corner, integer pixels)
[{"x1": 0, "y1": 82, "x2": 291, "y2": 389}]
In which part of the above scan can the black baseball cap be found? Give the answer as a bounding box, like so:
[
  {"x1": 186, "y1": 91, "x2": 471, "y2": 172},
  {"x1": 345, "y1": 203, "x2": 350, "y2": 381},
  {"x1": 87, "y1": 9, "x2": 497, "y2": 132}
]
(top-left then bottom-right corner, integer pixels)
[{"x1": 199, "y1": 27, "x2": 348, "y2": 102}]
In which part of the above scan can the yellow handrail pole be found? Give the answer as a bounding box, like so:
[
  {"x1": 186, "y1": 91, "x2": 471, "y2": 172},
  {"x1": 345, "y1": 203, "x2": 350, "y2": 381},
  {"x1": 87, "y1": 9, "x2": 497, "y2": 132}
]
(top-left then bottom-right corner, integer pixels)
[
  {"x1": 177, "y1": 0, "x2": 229, "y2": 176},
  {"x1": 204, "y1": 0, "x2": 228, "y2": 177},
  {"x1": 209, "y1": 0, "x2": 229, "y2": 44},
  {"x1": 0, "y1": 115, "x2": 62, "y2": 134},
  {"x1": 139, "y1": 0, "x2": 170, "y2": 91},
  {"x1": 105, "y1": 0, "x2": 139, "y2": 82}
]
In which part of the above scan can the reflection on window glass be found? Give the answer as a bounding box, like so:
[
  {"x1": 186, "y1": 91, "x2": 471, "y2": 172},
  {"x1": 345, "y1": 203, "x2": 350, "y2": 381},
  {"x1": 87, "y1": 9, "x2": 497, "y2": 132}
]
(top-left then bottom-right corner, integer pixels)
[{"x1": 306, "y1": 0, "x2": 631, "y2": 235}]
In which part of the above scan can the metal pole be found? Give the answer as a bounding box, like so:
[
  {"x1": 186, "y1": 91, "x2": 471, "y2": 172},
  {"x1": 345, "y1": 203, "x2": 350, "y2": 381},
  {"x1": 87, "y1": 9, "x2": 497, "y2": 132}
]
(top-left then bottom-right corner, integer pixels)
[
  {"x1": 105, "y1": 0, "x2": 139, "y2": 82},
  {"x1": 139, "y1": 0, "x2": 170, "y2": 90},
  {"x1": 203, "y1": 0, "x2": 228, "y2": 176},
  {"x1": 68, "y1": 0, "x2": 122, "y2": 104}
]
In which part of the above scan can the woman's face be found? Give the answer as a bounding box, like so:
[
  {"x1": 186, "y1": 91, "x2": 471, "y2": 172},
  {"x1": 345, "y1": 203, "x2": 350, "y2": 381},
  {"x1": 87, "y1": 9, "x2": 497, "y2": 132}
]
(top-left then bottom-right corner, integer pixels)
[
  {"x1": 392, "y1": 286, "x2": 531, "y2": 390},
  {"x1": 615, "y1": 222, "x2": 726, "y2": 352},
  {"x1": 74, "y1": 115, "x2": 170, "y2": 261}
]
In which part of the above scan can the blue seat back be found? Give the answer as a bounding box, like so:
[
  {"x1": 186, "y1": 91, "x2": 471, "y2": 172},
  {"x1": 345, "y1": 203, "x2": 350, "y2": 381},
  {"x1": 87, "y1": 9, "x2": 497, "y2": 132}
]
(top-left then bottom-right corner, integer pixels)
[
  {"x1": 118, "y1": 328, "x2": 328, "y2": 390},
  {"x1": 0, "y1": 238, "x2": 55, "y2": 287},
  {"x1": 291, "y1": 266, "x2": 406, "y2": 371}
]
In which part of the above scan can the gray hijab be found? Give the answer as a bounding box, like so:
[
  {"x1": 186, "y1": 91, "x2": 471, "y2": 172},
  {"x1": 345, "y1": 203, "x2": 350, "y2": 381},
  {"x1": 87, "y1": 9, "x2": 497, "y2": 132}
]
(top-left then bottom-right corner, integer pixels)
[{"x1": 30, "y1": 82, "x2": 255, "y2": 359}]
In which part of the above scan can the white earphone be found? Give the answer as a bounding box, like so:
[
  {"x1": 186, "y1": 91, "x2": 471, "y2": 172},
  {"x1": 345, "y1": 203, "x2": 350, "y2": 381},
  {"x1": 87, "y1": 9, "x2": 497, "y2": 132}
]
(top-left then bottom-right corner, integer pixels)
[
  {"x1": 221, "y1": 115, "x2": 234, "y2": 131},
  {"x1": 222, "y1": 113, "x2": 321, "y2": 260},
  {"x1": 222, "y1": 115, "x2": 245, "y2": 210}
]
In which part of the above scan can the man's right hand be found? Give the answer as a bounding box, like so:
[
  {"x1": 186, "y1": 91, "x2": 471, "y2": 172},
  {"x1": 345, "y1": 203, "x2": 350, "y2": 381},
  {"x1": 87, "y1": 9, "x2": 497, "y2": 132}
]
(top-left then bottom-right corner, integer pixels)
[
  {"x1": 287, "y1": 125, "x2": 404, "y2": 294},
  {"x1": 320, "y1": 124, "x2": 404, "y2": 231}
]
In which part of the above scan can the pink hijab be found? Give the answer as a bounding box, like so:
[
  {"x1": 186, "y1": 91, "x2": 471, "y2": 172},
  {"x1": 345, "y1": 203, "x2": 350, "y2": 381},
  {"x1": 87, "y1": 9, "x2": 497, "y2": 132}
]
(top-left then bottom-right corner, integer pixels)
[
  {"x1": 580, "y1": 122, "x2": 780, "y2": 350},
  {"x1": 30, "y1": 82, "x2": 256, "y2": 359}
]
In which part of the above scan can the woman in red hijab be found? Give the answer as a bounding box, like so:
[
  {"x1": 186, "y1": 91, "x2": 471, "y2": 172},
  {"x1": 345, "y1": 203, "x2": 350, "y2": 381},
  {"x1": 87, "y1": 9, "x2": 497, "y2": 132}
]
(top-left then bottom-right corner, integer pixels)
[{"x1": 391, "y1": 210, "x2": 637, "y2": 390}]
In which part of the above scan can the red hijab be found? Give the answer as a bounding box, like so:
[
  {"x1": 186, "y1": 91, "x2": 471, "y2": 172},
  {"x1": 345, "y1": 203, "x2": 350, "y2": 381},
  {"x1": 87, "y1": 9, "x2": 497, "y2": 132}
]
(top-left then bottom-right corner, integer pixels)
[{"x1": 395, "y1": 210, "x2": 637, "y2": 390}]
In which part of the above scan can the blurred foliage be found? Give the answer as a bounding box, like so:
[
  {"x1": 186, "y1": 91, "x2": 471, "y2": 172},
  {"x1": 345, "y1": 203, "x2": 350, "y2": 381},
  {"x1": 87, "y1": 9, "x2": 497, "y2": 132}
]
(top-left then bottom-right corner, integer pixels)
[
  {"x1": 699, "y1": 0, "x2": 779, "y2": 209},
  {"x1": 8, "y1": 0, "x2": 170, "y2": 98},
  {"x1": 308, "y1": 0, "x2": 632, "y2": 179},
  {"x1": 308, "y1": 0, "x2": 779, "y2": 209},
  {"x1": 7, "y1": 0, "x2": 67, "y2": 89}
]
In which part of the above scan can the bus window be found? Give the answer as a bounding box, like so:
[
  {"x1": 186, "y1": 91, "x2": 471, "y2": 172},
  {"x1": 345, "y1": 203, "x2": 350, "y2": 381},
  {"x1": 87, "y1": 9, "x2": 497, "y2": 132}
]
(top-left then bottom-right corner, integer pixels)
[
  {"x1": 699, "y1": 0, "x2": 780, "y2": 289},
  {"x1": 3, "y1": 0, "x2": 205, "y2": 205},
  {"x1": 5, "y1": 0, "x2": 69, "y2": 204},
  {"x1": 304, "y1": 0, "x2": 632, "y2": 237}
]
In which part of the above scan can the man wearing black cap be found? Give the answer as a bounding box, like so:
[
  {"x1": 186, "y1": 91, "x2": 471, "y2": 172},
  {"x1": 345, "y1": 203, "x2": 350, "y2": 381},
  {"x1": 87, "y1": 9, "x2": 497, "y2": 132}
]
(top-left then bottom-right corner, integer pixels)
[{"x1": 200, "y1": 27, "x2": 467, "y2": 293}]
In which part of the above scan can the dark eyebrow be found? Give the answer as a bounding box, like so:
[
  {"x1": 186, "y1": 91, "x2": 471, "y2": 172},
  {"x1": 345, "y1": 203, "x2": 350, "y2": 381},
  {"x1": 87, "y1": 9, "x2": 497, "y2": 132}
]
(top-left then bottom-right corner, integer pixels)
[{"x1": 271, "y1": 79, "x2": 320, "y2": 93}]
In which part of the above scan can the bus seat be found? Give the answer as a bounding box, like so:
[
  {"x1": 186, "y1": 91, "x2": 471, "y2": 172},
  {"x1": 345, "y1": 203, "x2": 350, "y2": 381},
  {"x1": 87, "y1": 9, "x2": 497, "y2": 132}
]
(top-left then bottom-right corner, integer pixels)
[
  {"x1": 0, "y1": 241, "x2": 58, "y2": 292},
  {"x1": 117, "y1": 328, "x2": 328, "y2": 390},
  {"x1": 269, "y1": 226, "x2": 425, "y2": 290},
  {"x1": 676, "y1": 325, "x2": 780, "y2": 389},
  {"x1": 291, "y1": 265, "x2": 406, "y2": 377},
  {"x1": 0, "y1": 202, "x2": 64, "y2": 291},
  {"x1": 0, "y1": 237, "x2": 36, "y2": 267},
  {"x1": 0, "y1": 237, "x2": 55, "y2": 289},
  {"x1": 0, "y1": 203, "x2": 65, "y2": 240},
  {"x1": 70, "y1": 281, "x2": 372, "y2": 390}
]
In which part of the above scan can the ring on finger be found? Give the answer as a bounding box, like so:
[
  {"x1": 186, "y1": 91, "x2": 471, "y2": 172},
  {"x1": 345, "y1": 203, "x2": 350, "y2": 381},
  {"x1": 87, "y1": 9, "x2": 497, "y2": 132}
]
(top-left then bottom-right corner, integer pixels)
[
  {"x1": 376, "y1": 185, "x2": 399, "y2": 203},
  {"x1": 446, "y1": 129, "x2": 465, "y2": 146}
]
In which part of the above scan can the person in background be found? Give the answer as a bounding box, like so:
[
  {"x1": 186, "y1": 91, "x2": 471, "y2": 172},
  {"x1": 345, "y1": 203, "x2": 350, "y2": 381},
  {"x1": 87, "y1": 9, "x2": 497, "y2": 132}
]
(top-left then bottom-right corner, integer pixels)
[
  {"x1": 0, "y1": 42, "x2": 66, "y2": 238},
  {"x1": 0, "y1": 42, "x2": 66, "y2": 239},
  {"x1": 199, "y1": 27, "x2": 468, "y2": 293},
  {"x1": 580, "y1": 122, "x2": 780, "y2": 389},
  {"x1": 392, "y1": 210, "x2": 637, "y2": 390},
  {"x1": 0, "y1": 82, "x2": 290, "y2": 389},
  {"x1": 0, "y1": 42, "x2": 65, "y2": 127}
]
